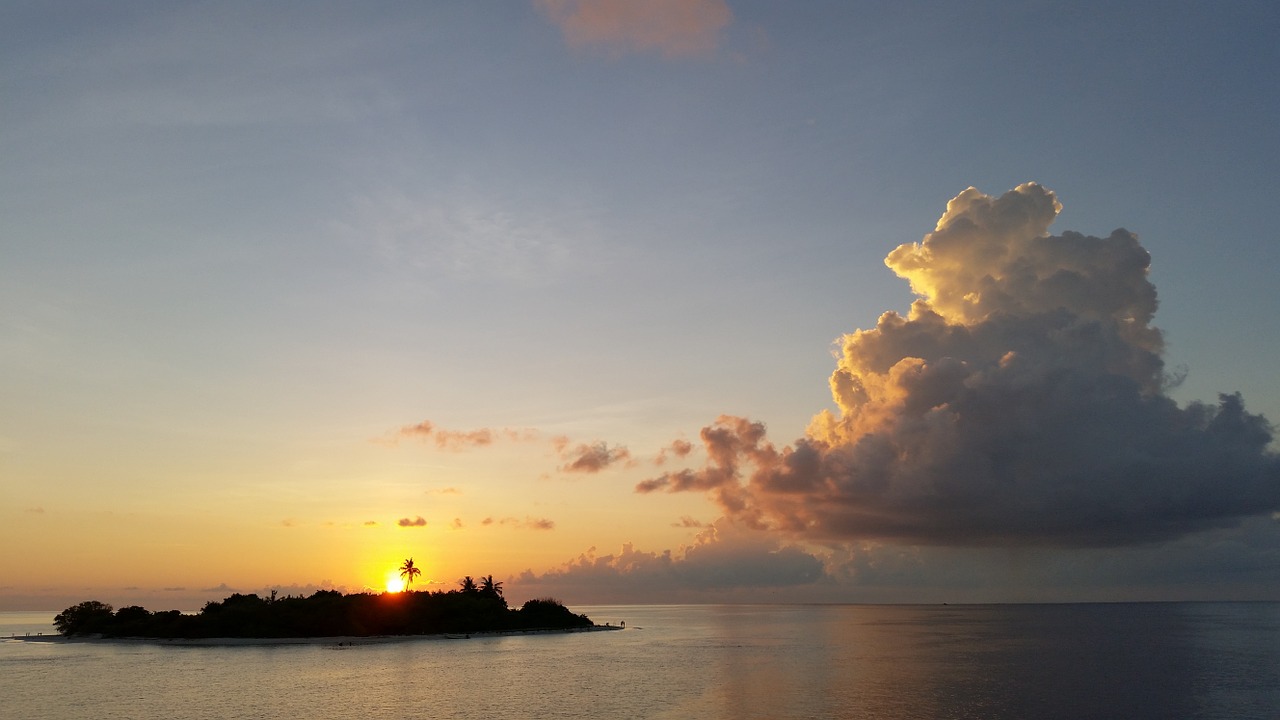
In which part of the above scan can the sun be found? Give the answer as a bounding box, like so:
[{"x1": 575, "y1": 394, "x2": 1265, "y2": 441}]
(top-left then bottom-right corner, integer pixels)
[{"x1": 385, "y1": 573, "x2": 406, "y2": 593}]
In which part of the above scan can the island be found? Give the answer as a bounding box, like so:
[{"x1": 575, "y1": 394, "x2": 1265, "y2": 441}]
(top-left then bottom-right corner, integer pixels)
[{"x1": 53, "y1": 575, "x2": 596, "y2": 640}]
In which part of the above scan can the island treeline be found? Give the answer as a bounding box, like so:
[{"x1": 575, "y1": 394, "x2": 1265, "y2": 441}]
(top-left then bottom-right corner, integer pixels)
[{"x1": 54, "y1": 580, "x2": 592, "y2": 639}]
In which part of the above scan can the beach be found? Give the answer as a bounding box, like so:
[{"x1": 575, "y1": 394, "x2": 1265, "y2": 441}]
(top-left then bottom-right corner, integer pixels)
[{"x1": 8, "y1": 623, "x2": 622, "y2": 647}]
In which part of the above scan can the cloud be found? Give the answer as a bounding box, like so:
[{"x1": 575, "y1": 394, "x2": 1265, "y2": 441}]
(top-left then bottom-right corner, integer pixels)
[
  {"x1": 654, "y1": 439, "x2": 694, "y2": 465},
  {"x1": 396, "y1": 420, "x2": 540, "y2": 450},
  {"x1": 537, "y1": 0, "x2": 731, "y2": 58},
  {"x1": 451, "y1": 518, "x2": 464, "y2": 530},
  {"x1": 813, "y1": 514, "x2": 1280, "y2": 603},
  {"x1": 559, "y1": 441, "x2": 632, "y2": 473},
  {"x1": 672, "y1": 515, "x2": 705, "y2": 528},
  {"x1": 639, "y1": 184, "x2": 1280, "y2": 548},
  {"x1": 513, "y1": 520, "x2": 825, "y2": 603},
  {"x1": 395, "y1": 422, "x2": 637, "y2": 476},
  {"x1": 397, "y1": 516, "x2": 427, "y2": 527},
  {"x1": 480, "y1": 516, "x2": 556, "y2": 530}
]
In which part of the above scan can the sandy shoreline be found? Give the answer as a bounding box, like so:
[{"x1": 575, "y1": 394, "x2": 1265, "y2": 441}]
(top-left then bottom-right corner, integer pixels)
[{"x1": 8, "y1": 624, "x2": 623, "y2": 647}]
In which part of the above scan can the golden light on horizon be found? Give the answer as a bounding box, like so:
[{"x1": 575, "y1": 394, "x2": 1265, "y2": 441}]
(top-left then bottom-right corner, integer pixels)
[{"x1": 385, "y1": 572, "x2": 406, "y2": 593}]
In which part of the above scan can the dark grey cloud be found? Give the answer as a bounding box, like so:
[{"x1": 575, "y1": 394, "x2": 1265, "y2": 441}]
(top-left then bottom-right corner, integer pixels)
[
  {"x1": 397, "y1": 516, "x2": 427, "y2": 527},
  {"x1": 639, "y1": 184, "x2": 1280, "y2": 548}
]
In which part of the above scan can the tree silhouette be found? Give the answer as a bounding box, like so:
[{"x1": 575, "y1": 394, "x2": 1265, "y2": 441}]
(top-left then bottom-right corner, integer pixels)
[
  {"x1": 399, "y1": 558, "x2": 422, "y2": 590},
  {"x1": 459, "y1": 575, "x2": 478, "y2": 593},
  {"x1": 54, "y1": 581, "x2": 594, "y2": 639},
  {"x1": 53, "y1": 600, "x2": 114, "y2": 636},
  {"x1": 480, "y1": 575, "x2": 503, "y2": 599}
]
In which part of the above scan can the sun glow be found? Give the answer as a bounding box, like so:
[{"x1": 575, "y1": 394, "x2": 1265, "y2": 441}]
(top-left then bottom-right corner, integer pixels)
[{"x1": 385, "y1": 573, "x2": 406, "y2": 593}]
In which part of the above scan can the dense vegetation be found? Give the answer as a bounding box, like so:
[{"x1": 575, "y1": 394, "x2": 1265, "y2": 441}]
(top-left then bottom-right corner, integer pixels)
[{"x1": 53, "y1": 583, "x2": 593, "y2": 639}]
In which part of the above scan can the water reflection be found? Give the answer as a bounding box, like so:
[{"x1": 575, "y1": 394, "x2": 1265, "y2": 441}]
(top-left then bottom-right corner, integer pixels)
[
  {"x1": 3, "y1": 604, "x2": 1277, "y2": 719},
  {"x1": 585, "y1": 603, "x2": 1280, "y2": 720}
]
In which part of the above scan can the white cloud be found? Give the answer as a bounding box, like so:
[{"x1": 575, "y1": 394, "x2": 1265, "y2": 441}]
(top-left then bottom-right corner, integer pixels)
[{"x1": 639, "y1": 184, "x2": 1280, "y2": 547}]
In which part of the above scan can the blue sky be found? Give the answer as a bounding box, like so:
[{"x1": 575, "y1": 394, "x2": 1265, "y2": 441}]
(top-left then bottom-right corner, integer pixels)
[{"x1": 2, "y1": 1, "x2": 1278, "y2": 608}]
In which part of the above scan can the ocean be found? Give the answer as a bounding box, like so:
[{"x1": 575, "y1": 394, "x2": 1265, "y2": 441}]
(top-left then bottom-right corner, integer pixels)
[{"x1": 2, "y1": 603, "x2": 1277, "y2": 719}]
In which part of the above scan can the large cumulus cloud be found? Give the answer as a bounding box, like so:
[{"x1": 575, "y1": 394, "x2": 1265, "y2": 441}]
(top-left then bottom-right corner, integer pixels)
[{"x1": 640, "y1": 183, "x2": 1280, "y2": 547}]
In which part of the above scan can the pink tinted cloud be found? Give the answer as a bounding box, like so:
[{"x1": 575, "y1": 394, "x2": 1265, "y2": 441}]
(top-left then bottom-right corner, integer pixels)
[
  {"x1": 397, "y1": 421, "x2": 539, "y2": 450},
  {"x1": 653, "y1": 438, "x2": 694, "y2": 465},
  {"x1": 537, "y1": 0, "x2": 731, "y2": 58},
  {"x1": 559, "y1": 441, "x2": 632, "y2": 473}
]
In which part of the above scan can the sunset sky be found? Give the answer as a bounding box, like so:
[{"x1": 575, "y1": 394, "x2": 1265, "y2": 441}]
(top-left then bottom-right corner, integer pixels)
[{"x1": 3, "y1": 1, "x2": 1279, "y2": 610}]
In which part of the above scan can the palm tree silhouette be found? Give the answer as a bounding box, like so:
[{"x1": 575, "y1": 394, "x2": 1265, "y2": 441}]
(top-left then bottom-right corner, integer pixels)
[
  {"x1": 459, "y1": 576, "x2": 478, "y2": 593},
  {"x1": 480, "y1": 575, "x2": 503, "y2": 599},
  {"x1": 399, "y1": 558, "x2": 422, "y2": 590}
]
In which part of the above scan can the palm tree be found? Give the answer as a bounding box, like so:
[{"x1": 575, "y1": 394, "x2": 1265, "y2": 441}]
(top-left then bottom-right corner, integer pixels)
[
  {"x1": 399, "y1": 558, "x2": 422, "y2": 590},
  {"x1": 480, "y1": 575, "x2": 503, "y2": 599},
  {"x1": 459, "y1": 575, "x2": 478, "y2": 593}
]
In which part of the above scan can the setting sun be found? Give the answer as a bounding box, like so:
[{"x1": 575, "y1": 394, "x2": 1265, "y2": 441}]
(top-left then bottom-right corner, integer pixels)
[{"x1": 385, "y1": 573, "x2": 405, "y2": 593}]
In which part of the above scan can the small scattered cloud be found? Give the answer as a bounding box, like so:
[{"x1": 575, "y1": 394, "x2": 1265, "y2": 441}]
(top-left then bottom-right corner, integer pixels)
[
  {"x1": 163, "y1": 587, "x2": 187, "y2": 592},
  {"x1": 480, "y1": 516, "x2": 555, "y2": 530},
  {"x1": 428, "y1": 486, "x2": 462, "y2": 495},
  {"x1": 559, "y1": 441, "x2": 632, "y2": 473},
  {"x1": 398, "y1": 516, "x2": 428, "y2": 527},
  {"x1": 26, "y1": 506, "x2": 45, "y2": 514},
  {"x1": 392, "y1": 422, "x2": 639, "y2": 478},
  {"x1": 673, "y1": 516, "x2": 705, "y2": 528},
  {"x1": 281, "y1": 519, "x2": 297, "y2": 528},
  {"x1": 451, "y1": 517, "x2": 464, "y2": 530},
  {"x1": 537, "y1": 0, "x2": 732, "y2": 59},
  {"x1": 364, "y1": 520, "x2": 379, "y2": 527},
  {"x1": 654, "y1": 439, "x2": 694, "y2": 465},
  {"x1": 394, "y1": 420, "x2": 540, "y2": 450},
  {"x1": 200, "y1": 583, "x2": 236, "y2": 593}
]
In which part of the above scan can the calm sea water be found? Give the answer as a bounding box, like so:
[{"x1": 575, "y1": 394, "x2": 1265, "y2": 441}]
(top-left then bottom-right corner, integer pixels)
[{"x1": 2, "y1": 603, "x2": 1277, "y2": 719}]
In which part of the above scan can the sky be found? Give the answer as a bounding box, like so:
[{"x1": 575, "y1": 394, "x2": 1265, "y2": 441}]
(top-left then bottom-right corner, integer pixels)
[{"x1": 3, "y1": 0, "x2": 1279, "y2": 610}]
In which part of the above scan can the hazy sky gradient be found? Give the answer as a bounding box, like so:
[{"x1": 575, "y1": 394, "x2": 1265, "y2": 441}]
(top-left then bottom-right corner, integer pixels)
[{"x1": 3, "y1": 0, "x2": 1278, "y2": 609}]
